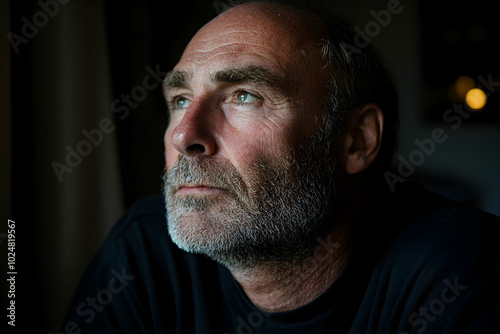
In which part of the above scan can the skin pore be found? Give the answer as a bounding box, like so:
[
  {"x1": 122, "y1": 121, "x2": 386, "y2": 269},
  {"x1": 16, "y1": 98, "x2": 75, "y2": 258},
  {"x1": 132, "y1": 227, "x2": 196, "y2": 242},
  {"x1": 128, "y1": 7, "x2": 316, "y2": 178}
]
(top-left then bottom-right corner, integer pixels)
[{"x1": 163, "y1": 3, "x2": 383, "y2": 312}]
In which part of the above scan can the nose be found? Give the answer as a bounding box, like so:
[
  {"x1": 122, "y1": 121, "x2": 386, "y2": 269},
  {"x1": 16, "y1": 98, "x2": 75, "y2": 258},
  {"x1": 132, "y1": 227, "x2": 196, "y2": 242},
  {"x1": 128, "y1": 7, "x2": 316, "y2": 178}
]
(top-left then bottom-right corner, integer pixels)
[{"x1": 170, "y1": 102, "x2": 217, "y2": 157}]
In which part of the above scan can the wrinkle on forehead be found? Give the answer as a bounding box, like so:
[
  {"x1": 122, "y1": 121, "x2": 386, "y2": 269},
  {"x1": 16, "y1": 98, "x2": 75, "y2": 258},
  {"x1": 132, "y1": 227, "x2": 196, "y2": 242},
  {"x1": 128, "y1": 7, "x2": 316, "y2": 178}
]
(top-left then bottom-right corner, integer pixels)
[
  {"x1": 172, "y1": 2, "x2": 328, "y2": 101},
  {"x1": 184, "y1": 30, "x2": 294, "y2": 61}
]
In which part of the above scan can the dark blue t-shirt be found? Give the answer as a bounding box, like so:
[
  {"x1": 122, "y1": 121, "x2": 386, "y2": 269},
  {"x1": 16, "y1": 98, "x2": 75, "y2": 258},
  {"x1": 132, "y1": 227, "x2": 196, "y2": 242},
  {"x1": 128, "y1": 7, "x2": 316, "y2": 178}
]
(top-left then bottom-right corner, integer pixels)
[{"x1": 63, "y1": 183, "x2": 500, "y2": 333}]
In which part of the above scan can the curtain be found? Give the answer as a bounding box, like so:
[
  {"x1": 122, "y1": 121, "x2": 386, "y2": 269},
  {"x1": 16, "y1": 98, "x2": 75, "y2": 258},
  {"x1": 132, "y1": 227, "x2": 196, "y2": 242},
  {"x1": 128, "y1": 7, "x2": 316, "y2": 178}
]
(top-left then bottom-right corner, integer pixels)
[{"x1": 13, "y1": 0, "x2": 124, "y2": 330}]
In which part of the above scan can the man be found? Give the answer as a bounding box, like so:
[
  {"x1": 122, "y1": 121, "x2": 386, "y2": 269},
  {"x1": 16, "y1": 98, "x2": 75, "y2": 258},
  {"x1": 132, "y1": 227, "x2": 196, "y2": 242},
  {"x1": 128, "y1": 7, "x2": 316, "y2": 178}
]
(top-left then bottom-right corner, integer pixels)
[{"x1": 64, "y1": 1, "x2": 500, "y2": 333}]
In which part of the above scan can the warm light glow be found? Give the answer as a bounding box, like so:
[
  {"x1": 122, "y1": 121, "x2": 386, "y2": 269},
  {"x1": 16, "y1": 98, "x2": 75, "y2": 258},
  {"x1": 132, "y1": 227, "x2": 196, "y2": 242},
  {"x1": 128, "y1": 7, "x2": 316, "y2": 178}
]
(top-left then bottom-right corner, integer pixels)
[
  {"x1": 465, "y1": 88, "x2": 487, "y2": 110},
  {"x1": 449, "y1": 75, "x2": 475, "y2": 102},
  {"x1": 455, "y1": 76, "x2": 475, "y2": 99}
]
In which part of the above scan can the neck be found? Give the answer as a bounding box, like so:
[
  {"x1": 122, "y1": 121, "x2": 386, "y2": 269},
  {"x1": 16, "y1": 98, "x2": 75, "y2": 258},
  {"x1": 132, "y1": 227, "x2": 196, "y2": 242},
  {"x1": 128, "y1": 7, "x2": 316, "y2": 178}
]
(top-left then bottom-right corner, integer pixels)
[{"x1": 228, "y1": 213, "x2": 355, "y2": 312}]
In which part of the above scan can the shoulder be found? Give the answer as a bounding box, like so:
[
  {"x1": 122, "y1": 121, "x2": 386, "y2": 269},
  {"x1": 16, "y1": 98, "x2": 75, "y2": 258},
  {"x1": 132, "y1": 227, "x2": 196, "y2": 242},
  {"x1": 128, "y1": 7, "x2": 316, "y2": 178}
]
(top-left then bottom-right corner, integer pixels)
[
  {"x1": 362, "y1": 184, "x2": 500, "y2": 333},
  {"x1": 64, "y1": 194, "x2": 216, "y2": 332},
  {"x1": 73, "y1": 194, "x2": 175, "y2": 292},
  {"x1": 364, "y1": 182, "x2": 500, "y2": 274},
  {"x1": 388, "y1": 184, "x2": 500, "y2": 270}
]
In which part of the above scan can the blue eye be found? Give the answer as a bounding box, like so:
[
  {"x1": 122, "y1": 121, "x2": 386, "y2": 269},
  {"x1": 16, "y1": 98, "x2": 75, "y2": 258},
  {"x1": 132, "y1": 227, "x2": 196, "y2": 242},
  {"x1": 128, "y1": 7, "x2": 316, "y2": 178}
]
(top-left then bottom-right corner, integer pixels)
[
  {"x1": 175, "y1": 97, "x2": 191, "y2": 109},
  {"x1": 236, "y1": 92, "x2": 258, "y2": 103}
]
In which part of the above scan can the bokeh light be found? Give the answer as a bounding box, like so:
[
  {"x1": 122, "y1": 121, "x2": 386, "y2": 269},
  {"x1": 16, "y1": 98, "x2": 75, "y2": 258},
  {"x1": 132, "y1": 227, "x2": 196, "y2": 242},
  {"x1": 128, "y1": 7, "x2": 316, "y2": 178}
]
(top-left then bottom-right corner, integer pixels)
[{"x1": 465, "y1": 88, "x2": 487, "y2": 110}]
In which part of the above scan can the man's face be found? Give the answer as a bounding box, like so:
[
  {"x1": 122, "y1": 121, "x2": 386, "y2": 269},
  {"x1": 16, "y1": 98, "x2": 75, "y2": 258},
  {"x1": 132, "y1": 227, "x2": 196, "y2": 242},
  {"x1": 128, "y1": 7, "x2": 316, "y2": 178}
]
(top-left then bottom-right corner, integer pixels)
[{"x1": 163, "y1": 4, "x2": 340, "y2": 267}]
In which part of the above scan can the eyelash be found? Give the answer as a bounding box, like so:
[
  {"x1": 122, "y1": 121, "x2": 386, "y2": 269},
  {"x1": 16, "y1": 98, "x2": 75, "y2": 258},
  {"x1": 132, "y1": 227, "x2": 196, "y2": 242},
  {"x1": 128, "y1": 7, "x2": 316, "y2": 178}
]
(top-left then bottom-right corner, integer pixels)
[
  {"x1": 233, "y1": 90, "x2": 260, "y2": 104},
  {"x1": 167, "y1": 90, "x2": 262, "y2": 112}
]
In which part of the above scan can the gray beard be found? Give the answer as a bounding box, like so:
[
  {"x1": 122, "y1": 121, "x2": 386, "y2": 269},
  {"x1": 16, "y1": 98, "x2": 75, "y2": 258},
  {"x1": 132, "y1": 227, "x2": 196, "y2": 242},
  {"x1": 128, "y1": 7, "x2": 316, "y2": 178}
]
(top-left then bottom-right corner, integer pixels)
[{"x1": 163, "y1": 121, "x2": 339, "y2": 269}]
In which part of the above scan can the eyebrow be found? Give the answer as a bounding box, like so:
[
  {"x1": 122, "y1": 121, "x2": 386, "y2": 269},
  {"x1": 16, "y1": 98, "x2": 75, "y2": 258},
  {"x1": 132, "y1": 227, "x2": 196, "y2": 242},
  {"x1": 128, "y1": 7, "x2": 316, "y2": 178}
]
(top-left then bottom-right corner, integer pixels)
[
  {"x1": 162, "y1": 65, "x2": 280, "y2": 91},
  {"x1": 211, "y1": 65, "x2": 279, "y2": 87},
  {"x1": 163, "y1": 70, "x2": 191, "y2": 89}
]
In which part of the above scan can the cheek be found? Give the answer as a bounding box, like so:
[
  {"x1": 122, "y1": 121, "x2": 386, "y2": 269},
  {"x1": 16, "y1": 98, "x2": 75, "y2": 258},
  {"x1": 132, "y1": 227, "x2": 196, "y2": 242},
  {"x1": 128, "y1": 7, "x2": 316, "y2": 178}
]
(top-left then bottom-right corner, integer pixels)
[
  {"x1": 248, "y1": 115, "x2": 304, "y2": 157},
  {"x1": 222, "y1": 120, "x2": 292, "y2": 170}
]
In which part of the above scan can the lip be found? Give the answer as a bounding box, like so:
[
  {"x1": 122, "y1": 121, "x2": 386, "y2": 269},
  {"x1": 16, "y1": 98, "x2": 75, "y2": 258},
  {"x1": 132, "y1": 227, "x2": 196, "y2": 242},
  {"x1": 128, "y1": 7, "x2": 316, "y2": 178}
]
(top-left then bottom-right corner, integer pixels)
[{"x1": 177, "y1": 184, "x2": 225, "y2": 195}]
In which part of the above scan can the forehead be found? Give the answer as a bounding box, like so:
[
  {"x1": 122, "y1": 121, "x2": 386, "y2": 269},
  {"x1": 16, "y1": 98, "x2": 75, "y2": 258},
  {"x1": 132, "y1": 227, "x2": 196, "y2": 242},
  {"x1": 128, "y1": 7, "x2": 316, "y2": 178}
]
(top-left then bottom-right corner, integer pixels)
[{"x1": 175, "y1": 3, "x2": 325, "y2": 85}]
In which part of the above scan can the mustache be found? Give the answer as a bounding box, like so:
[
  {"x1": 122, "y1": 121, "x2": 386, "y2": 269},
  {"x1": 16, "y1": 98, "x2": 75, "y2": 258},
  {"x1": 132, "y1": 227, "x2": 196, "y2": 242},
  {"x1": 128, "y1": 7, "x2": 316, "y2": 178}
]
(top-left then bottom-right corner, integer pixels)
[{"x1": 164, "y1": 156, "x2": 248, "y2": 200}]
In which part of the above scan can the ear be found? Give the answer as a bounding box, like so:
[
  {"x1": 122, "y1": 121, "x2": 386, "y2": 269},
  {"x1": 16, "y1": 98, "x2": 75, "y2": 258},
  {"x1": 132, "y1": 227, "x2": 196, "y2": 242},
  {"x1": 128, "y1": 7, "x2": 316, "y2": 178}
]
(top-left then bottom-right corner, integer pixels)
[{"x1": 345, "y1": 104, "x2": 384, "y2": 175}]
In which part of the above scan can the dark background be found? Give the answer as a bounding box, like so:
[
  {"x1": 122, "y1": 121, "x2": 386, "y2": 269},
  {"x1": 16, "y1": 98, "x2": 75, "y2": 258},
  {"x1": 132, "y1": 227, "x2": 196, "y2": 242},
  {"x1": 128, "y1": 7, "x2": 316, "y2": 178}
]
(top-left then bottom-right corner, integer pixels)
[{"x1": 2, "y1": 0, "x2": 499, "y2": 332}]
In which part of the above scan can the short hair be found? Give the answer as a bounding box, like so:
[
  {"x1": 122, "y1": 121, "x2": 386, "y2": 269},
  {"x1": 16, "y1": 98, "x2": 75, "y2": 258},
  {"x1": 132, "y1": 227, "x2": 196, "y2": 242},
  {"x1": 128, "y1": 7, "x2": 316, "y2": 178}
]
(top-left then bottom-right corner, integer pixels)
[
  {"x1": 317, "y1": 8, "x2": 399, "y2": 182},
  {"x1": 215, "y1": 0, "x2": 399, "y2": 184}
]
